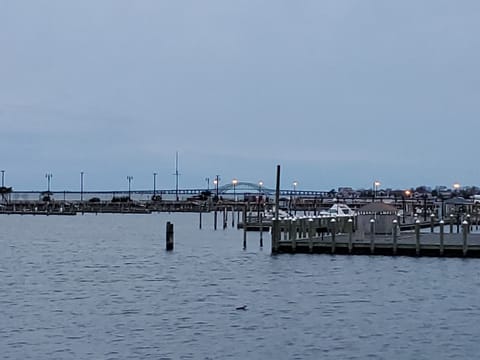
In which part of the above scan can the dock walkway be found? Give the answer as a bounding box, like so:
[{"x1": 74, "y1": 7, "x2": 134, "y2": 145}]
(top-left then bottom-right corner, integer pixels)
[{"x1": 271, "y1": 217, "x2": 480, "y2": 258}]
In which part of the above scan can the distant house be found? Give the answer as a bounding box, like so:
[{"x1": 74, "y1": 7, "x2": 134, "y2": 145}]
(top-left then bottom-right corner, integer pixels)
[{"x1": 444, "y1": 197, "x2": 473, "y2": 215}]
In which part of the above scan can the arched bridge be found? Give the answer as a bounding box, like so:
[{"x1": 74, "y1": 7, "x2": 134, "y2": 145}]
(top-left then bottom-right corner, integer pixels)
[{"x1": 216, "y1": 181, "x2": 273, "y2": 195}]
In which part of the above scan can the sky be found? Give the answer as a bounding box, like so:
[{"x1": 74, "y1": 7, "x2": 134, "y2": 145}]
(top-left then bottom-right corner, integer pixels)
[{"x1": 1, "y1": 0, "x2": 479, "y2": 192}]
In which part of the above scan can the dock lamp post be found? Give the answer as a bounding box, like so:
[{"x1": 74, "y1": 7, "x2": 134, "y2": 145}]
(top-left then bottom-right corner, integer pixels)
[
  {"x1": 80, "y1": 171, "x2": 84, "y2": 202},
  {"x1": 205, "y1": 177, "x2": 210, "y2": 191},
  {"x1": 1, "y1": 170, "x2": 5, "y2": 187},
  {"x1": 293, "y1": 180, "x2": 298, "y2": 193},
  {"x1": 45, "y1": 173, "x2": 53, "y2": 193},
  {"x1": 404, "y1": 190, "x2": 411, "y2": 220},
  {"x1": 127, "y1": 176, "x2": 133, "y2": 200},
  {"x1": 232, "y1": 178, "x2": 238, "y2": 202},
  {"x1": 213, "y1": 175, "x2": 220, "y2": 201},
  {"x1": 453, "y1": 182, "x2": 461, "y2": 196},
  {"x1": 258, "y1": 180, "x2": 263, "y2": 195},
  {"x1": 292, "y1": 181, "x2": 298, "y2": 215},
  {"x1": 373, "y1": 180, "x2": 381, "y2": 201}
]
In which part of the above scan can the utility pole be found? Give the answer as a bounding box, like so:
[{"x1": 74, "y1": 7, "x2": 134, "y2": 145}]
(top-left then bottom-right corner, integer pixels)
[{"x1": 174, "y1": 152, "x2": 180, "y2": 201}]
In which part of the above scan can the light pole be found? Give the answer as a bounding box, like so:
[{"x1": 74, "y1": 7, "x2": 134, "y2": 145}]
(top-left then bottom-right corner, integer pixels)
[
  {"x1": 453, "y1": 182, "x2": 461, "y2": 196},
  {"x1": 153, "y1": 172, "x2": 157, "y2": 197},
  {"x1": 292, "y1": 181, "x2": 298, "y2": 215},
  {"x1": 45, "y1": 173, "x2": 53, "y2": 192},
  {"x1": 1, "y1": 170, "x2": 5, "y2": 188},
  {"x1": 80, "y1": 171, "x2": 84, "y2": 202},
  {"x1": 232, "y1": 178, "x2": 238, "y2": 202},
  {"x1": 373, "y1": 180, "x2": 381, "y2": 201},
  {"x1": 213, "y1": 175, "x2": 220, "y2": 200},
  {"x1": 127, "y1": 176, "x2": 133, "y2": 200},
  {"x1": 205, "y1": 177, "x2": 210, "y2": 191},
  {"x1": 404, "y1": 189, "x2": 411, "y2": 219}
]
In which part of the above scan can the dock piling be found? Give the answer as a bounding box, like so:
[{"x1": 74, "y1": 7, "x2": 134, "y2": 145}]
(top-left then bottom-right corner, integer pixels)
[
  {"x1": 166, "y1": 221, "x2": 174, "y2": 251},
  {"x1": 415, "y1": 220, "x2": 421, "y2": 255},
  {"x1": 370, "y1": 219, "x2": 375, "y2": 254},
  {"x1": 308, "y1": 218, "x2": 314, "y2": 252},
  {"x1": 439, "y1": 220, "x2": 445, "y2": 256},
  {"x1": 348, "y1": 218, "x2": 353, "y2": 254},
  {"x1": 331, "y1": 218, "x2": 337, "y2": 253},
  {"x1": 463, "y1": 220, "x2": 469, "y2": 256},
  {"x1": 259, "y1": 212, "x2": 263, "y2": 247},
  {"x1": 392, "y1": 219, "x2": 398, "y2": 255}
]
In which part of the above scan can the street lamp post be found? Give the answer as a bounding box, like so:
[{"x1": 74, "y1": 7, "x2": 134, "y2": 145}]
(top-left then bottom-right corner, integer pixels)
[
  {"x1": 205, "y1": 177, "x2": 210, "y2": 191},
  {"x1": 80, "y1": 171, "x2": 84, "y2": 202},
  {"x1": 127, "y1": 176, "x2": 133, "y2": 200},
  {"x1": 405, "y1": 190, "x2": 411, "y2": 220},
  {"x1": 153, "y1": 172, "x2": 157, "y2": 197},
  {"x1": 373, "y1": 180, "x2": 381, "y2": 201},
  {"x1": 292, "y1": 181, "x2": 298, "y2": 215},
  {"x1": 45, "y1": 173, "x2": 53, "y2": 192},
  {"x1": 232, "y1": 178, "x2": 238, "y2": 202},
  {"x1": 213, "y1": 175, "x2": 220, "y2": 200},
  {"x1": 453, "y1": 182, "x2": 461, "y2": 196},
  {"x1": 1, "y1": 170, "x2": 5, "y2": 188}
]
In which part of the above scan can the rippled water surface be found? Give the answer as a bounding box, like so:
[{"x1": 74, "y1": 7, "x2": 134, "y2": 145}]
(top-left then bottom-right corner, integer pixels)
[{"x1": 2, "y1": 213, "x2": 480, "y2": 359}]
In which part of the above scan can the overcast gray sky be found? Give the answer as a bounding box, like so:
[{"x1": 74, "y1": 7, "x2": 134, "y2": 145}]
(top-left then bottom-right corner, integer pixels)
[{"x1": 1, "y1": 0, "x2": 479, "y2": 191}]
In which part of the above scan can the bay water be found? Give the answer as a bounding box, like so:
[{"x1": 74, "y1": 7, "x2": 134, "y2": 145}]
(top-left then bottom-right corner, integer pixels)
[{"x1": 1, "y1": 213, "x2": 480, "y2": 359}]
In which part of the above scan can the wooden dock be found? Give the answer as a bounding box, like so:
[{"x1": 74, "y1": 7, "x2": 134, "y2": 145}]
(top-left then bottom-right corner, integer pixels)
[{"x1": 271, "y1": 217, "x2": 480, "y2": 258}]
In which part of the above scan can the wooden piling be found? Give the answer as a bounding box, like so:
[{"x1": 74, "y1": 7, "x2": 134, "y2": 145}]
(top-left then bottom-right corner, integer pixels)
[
  {"x1": 430, "y1": 213, "x2": 435, "y2": 233},
  {"x1": 392, "y1": 219, "x2": 398, "y2": 255},
  {"x1": 463, "y1": 220, "x2": 468, "y2": 256},
  {"x1": 439, "y1": 220, "x2": 444, "y2": 256},
  {"x1": 308, "y1": 218, "x2": 314, "y2": 252},
  {"x1": 370, "y1": 219, "x2": 375, "y2": 254},
  {"x1": 331, "y1": 218, "x2": 337, "y2": 253},
  {"x1": 199, "y1": 209, "x2": 202, "y2": 229},
  {"x1": 259, "y1": 212, "x2": 263, "y2": 247},
  {"x1": 291, "y1": 219, "x2": 297, "y2": 251},
  {"x1": 272, "y1": 219, "x2": 280, "y2": 253},
  {"x1": 166, "y1": 221, "x2": 174, "y2": 251},
  {"x1": 415, "y1": 220, "x2": 421, "y2": 255},
  {"x1": 223, "y1": 208, "x2": 227, "y2": 229},
  {"x1": 214, "y1": 209, "x2": 218, "y2": 230},
  {"x1": 348, "y1": 218, "x2": 353, "y2": 254}
]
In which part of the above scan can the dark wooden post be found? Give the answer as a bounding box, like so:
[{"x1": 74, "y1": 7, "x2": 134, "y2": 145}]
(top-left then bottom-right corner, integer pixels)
[
  {"x1": 439, "y1": 220, "x2": 444, "y2": 256},
  {"x1": 370, "y1": 219, "x2": 375, "y2": 254},
  {"x1": 463, "y1": 220, "x2": 468, "y2": 256},
  {"x1": 259, "y1": 212, "x2": 264, "y2": 247},
  {"x1": 166, "y1": 221, "x2": 174, "y2": 251},
  {"x1": 214, "y1": 208, "x2": 217, "y2": 230},
  {"x1": 348, "y1": 218, "x2": 353, "y2": 254},
  {"x1": 392, "y1": 219, "x2": 398, "y2": 255},
  {"x1": 331, "y1": 218, "x2": 337, "y2": 253},
  {"x1": 415, "y1": 220, "x2": 420, "y2": 255}
]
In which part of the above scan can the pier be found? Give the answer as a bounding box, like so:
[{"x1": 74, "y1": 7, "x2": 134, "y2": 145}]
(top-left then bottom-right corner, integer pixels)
[{"x1": 271, "y1": 217, "x2": 480, "y2": 258}]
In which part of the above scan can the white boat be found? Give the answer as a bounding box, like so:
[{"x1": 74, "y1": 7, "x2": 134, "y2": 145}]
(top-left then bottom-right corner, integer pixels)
[{"x1": 319, "y1": 203, "x2": 356, "y2": 217}]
